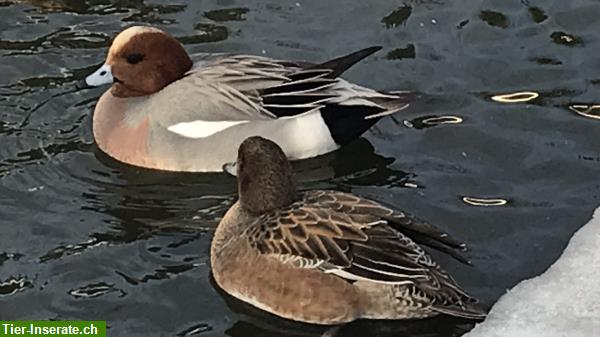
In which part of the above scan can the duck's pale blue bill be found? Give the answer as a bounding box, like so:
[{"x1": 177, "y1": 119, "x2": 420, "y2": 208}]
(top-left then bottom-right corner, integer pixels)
[
  {"x1": 85, "y1": 64, "x2": 113, "y2": 86},
  {"x1": 222, "y1": 162, "x2": 237, "y2": 176}
]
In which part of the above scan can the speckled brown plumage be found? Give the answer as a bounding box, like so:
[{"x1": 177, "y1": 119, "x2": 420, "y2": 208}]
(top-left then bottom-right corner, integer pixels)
[{"x1": 210, "y1": 136, "x2": 487, "y2": 324}]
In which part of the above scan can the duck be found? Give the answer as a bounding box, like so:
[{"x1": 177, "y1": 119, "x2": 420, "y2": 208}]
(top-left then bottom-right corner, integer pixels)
[
  {"x1": 210, "y1": 136, "x2": 487, "y2": 324},
  {"x1": 83, "y1": 26, "x2": 411, "y2": 172}
]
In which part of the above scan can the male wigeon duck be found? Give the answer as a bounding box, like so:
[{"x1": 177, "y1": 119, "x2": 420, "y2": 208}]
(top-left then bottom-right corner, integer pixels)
[
  {"x1": 210, "y1": 136, "x2": 487, "y2": 324},
  {"x1": 84, "y1": 26, "x2": 410, "y2": 172}
]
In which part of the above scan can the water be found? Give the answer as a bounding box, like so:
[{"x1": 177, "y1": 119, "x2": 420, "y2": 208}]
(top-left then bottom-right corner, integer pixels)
[{"x1": 1, "y1": 0, "x2": 599, "y2": 336}]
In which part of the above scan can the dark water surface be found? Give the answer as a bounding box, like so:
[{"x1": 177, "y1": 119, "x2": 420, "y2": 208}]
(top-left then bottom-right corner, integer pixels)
[{"x1": 1, "y1": 0, "x2": 599, "y2": 336}]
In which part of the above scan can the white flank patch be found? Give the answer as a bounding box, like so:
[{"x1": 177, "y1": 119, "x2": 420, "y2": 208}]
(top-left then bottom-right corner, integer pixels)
[
  {"x1": 282, "y1": 112, "x2": 338, "y2": 159},
  {"x1": 167, "y1": 120, "x2": 249, "y2": 139}
]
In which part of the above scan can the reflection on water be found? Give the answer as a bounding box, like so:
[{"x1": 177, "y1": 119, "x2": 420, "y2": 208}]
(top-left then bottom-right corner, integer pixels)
[
  {"x1": 530, "y1": 57, "x2": 562, "y2": 66},
  {"x1": 386, "y1": 44, "x2": 416, "y2": 60},
  {"x1": 491, "y1": 91, "x2": 539, "y2": 103},
  {"x1": 381, "y1": 5, "x2": 412, "y2": 29},
  {"x1": 0, "y1": 276, "x2": 33, "y2": 296},
  {"x1": 569, "y1": 104, "x2": 600, "y2": 120},
  {"x1": 204, "y1": 7, "x2": 249, "y2": 22},
  {"x1": 176, "y1": 323, "x2": 213, "y2": 337},
  {"x1": 180, "y1": 23, "x2": 229, "y2": 44},
  {"x1": 479, "y1": 10, "x2": 509, "y2": 29},
  {"x1": 115, "y1": 263, "x2": 198, "y2": 286},
  {"x1": 407, "y1": 115, "x2": 463, "y2": 129},
  {"x1": 68, "y1": 282, "x2": 124, "y2": 299},
  {"x1": 461, "y1": 197, "x2": 508, "y2": 207},
  {"x1": 39, "y1": 238, "x2": 106, "y2": 263},
  {"x1": 1, "y1": 0, "x2": 600, "y2": 336},
  {"x1": 528, "y1": 6, "x2": 548, "y2": 23},
  {"x1": 0, "y1": 28, "x2": 110, "y2": 53},
  {"x1": 15, "y1": 0, "x2": 187, "y2": 17},
  {"x1": 550, "y1": 31, "x2": 584, "y2": 47}
]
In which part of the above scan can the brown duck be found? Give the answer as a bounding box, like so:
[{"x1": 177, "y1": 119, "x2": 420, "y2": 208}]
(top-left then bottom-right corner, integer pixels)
[{"x1": 210, "y1": 136, "x2": 487, "y2": 324}]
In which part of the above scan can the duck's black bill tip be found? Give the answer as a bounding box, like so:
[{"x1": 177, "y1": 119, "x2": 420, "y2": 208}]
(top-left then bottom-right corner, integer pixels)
[
  {"x1": 223, "y1": 162, "x2": 237, "y2": 176},
  {"x1": 75, "y1": 79, "x2": 92, "y2": 90}
]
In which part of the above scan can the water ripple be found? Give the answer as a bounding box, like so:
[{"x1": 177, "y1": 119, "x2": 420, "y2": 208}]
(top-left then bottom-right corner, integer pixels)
[
  {"x1": 0, "y1": 276, "x2": 34, "y2": 296},
  {"x1": 176, "y1": 323, "x2": 213, "y2": 336},
  {"x1": 204, "y1": 8, "x2": 249, "y2": 22},
  {"x1": 381, "y1": 6, "x2": 412, "y2": 28},
  {"x1": 115, "y1": 263, "x2": 198, "y2": 286},
  {"x1": 68, "y1": 282, "x2": 125, "y2": 298},
  {"x1": 1, "y1": 1, "x2": 599, "y2": 336},
  {"x1": 462, "y1": 197, "x2": 509, "y2": 207},
  {"x1": 569, "y1": 104, "x2": 600, "y2": 120},
  {"x1": 491, "y1": 91, "x2": 539, "y2": 103}
]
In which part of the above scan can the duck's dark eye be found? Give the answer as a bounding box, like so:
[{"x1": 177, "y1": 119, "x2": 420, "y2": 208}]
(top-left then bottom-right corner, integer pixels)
[{"x1": 125, "y1": 53, "x2": 144, "y2": 64}]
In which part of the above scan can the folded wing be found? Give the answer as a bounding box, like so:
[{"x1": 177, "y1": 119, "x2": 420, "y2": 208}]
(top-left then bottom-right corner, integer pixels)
[
  {"x1": 165, "y1": 48, "x2": 408, "y2": 124},
  {"x1": 243, "y1": 190, "x2": 480, "y2": 313}
]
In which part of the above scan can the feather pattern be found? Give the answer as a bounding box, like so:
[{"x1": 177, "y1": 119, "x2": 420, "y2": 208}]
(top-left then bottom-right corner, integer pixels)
[
  {"x1": 180, "y1": 51, "x2": 407, "y2": 120},
  {"x1": 243, "y1": 190, "x2": 479, "y2": 313}
]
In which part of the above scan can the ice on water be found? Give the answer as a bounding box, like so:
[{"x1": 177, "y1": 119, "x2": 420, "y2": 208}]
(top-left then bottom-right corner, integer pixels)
[{"x1": 465, "y1": 207, "x2": 600, "y2": 337}]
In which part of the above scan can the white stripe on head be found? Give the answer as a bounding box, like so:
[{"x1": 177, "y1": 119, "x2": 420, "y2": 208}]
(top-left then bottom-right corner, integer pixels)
[
  {"x1": 85, "y1": 64, "x2": 113, "y2": 86},
  {"x1": 167, "y1": 120, "x2": 249, "y2": 138}
]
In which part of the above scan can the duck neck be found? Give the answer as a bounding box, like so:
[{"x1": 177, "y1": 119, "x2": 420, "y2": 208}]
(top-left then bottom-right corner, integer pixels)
[
  {"x1": 239, "y1": 179, "x2": 299, "y2": 215},
  {"x1": 211, "y1": 202, "x2": 255, "y2": 265}
]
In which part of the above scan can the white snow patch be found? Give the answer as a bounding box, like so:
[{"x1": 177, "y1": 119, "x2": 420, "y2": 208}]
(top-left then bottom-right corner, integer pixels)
[{"x1": 465, "y1": 206, "x2": 600, "y2": 337}]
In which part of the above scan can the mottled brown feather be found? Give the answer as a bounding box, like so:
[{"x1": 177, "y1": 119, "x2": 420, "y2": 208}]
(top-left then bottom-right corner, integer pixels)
[
  {"x1": 243, "y1": 189, "x2": 480, "y2": 313},
  {"x1": 215, "y1": 137, "x2": 487, "y2": 322}
]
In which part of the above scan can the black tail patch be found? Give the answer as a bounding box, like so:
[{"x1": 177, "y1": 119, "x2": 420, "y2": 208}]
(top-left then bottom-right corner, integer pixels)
[{"x1": 319, "y1": 105, "x2": 385, "y2": 145}]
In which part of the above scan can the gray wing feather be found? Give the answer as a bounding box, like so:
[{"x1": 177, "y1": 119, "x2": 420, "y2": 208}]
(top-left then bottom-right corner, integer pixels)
[{"x1": 152, "y1": 52, "x2": 407, "y2": 127}]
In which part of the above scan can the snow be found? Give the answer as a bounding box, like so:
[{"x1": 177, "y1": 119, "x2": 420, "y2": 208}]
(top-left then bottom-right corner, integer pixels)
[{"x1": 464, "y1": 206, "x2": 600, "y2": 337}]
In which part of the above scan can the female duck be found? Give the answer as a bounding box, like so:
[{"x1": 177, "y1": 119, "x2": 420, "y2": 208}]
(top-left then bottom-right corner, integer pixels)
[
  {"x1": 84, "y1": 26, "x2": 410, "y2": 172},
  {"x1": 211, "y1": 136, "x2": 487, "y2": 324}
]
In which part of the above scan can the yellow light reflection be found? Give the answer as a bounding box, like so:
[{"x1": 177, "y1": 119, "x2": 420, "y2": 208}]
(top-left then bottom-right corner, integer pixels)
[
  {"x1": 421, "y1": 116, "x2": 463, "y2": 126},
  {"x1": 491, "y1": 91, "x2": 539, "y2": 103},
  {"x1": 461, "y1": 197, "x2": 508, "y2": 207},
  {"x1": 569, "y1": 104, "x2": 600, "y2": 120}
]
